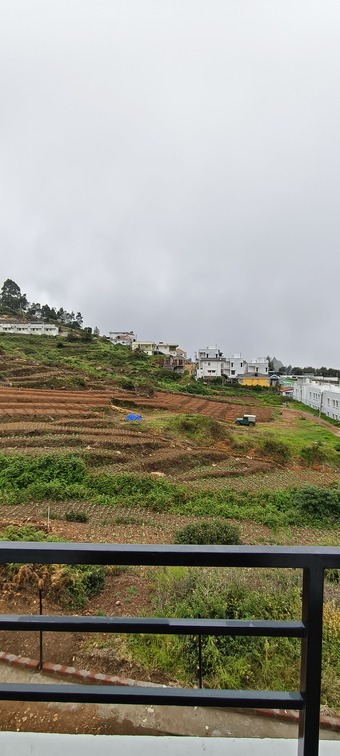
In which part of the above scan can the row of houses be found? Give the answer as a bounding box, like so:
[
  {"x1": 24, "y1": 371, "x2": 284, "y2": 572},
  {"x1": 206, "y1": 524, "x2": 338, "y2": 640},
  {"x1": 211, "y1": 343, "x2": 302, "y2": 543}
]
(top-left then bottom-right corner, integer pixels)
[
  {"x1": 195, "y1": 348, "x2": 270, "y2": 385},
  {"x1": 109, "y1": 334, "x2": 272, "y2": 384},
  {"x1": 0, "y1": 321, "x2": 59, "y2": 336},
  {"x1": 293, "y1": 377, "x2": 340, "y2": 421},
  {"x1": 109, "y1": 332, "x2": 187, "y2": 371}
]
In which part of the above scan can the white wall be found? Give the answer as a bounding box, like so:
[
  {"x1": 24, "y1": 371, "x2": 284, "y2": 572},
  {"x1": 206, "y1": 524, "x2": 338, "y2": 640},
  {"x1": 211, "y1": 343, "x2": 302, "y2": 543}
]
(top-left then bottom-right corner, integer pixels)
[
  {"x1": 293, "y1": 379, "x2": 340, "y2": 420},
  {"x1": 0, "y1": 323, "x2": 58, "y2": 336}
]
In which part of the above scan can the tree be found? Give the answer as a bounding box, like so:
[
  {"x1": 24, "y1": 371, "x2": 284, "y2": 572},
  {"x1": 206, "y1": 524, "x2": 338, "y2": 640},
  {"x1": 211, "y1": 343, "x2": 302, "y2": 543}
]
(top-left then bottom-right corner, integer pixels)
[
  {"x1": 76, "y1": 312, "x2": 83, "y2": 328},
  {"x1": 0, "y1": 279, "x2": 27, "y2": 311},
  {"x1": 93, "y1": 326, "x2": 100, "y2": 337},
  {"x1": 266, "y1": 355, "x2": 274, "y2": 372}
]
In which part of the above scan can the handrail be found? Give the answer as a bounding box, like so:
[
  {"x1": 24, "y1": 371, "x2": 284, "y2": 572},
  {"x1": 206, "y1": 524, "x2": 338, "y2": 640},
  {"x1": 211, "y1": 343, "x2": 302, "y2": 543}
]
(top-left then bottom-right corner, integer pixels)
[{"x1": 0, "y1": 541, "x2": 339, "y2": 756}]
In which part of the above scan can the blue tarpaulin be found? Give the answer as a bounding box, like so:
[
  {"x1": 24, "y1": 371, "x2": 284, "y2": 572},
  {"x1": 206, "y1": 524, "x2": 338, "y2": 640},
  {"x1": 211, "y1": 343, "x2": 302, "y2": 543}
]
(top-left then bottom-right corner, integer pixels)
[{"x1": 125, "y1": 413, "x2": 143, "y2": 421}]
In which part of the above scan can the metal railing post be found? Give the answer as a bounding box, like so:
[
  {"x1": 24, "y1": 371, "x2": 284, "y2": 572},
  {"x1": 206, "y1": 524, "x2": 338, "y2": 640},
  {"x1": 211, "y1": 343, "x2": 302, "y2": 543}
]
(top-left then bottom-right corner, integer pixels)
[
  {"x1": 198, "y1": 633, "x2": 203, "y2": 689},
  {"x1": 39, "y1": 589, "x2": 43, "y2": 671},
  {"x1": 298, "y1": 565, "x2": 324, "y2": 756}
]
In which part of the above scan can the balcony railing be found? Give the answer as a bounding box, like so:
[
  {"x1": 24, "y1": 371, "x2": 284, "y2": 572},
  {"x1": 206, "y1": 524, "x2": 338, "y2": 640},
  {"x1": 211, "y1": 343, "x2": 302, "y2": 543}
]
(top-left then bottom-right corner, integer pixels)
[{"x1": 0, "y1": 542, "x2": 339, "y2": 756}]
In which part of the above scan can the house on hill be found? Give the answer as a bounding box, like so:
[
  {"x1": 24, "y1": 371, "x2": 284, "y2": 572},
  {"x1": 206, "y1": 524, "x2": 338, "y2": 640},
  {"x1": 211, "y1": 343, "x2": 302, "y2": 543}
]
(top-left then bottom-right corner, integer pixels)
[
  {"x1": 109, "y1": 331, "x2": 137, "y2": 346},
  {"x1": 0, "y1": 322, "x2": 58, "y2": 336}
]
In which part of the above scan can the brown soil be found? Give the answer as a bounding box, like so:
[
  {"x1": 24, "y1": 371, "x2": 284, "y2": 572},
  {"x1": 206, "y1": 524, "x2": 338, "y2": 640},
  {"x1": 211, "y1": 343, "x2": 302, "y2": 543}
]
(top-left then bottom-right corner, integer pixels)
[{"x1": 0, "y1": 386, "x2": 273, "y2": 423}]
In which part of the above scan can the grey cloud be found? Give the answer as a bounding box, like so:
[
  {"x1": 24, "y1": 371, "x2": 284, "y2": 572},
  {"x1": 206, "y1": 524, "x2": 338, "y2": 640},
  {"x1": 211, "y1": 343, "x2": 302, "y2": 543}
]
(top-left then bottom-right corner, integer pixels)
[{"x1": 1, "y1": 1, "x2": 340, "y2": 365}]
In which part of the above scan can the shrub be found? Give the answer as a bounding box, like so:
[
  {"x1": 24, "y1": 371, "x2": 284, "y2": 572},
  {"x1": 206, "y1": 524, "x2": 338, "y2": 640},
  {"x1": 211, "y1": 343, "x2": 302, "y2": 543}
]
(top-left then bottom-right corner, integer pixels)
[
  {"x1": 167, "y1": 414, "x2": 229, "y2": 443},
  {"x1": 61, "y1": 564, "x2": 105, "y2": 607},
  {"x1": 0, "y1": 453, "x2": 86, "y2": 490},
  {"x1": 293, "y1": 486, "x2": 340, "y2": 524},
  {"x1": 0, "y1": 524, "x2": 47, "y2": 541},
  {"x1": 174, "y1": 520, "x2": 241, "y2": 545},
  {"x1": 258, "y1": 438, "x2": 291, "y2": 465},
  {"x1": 64, "y1": 510, "x2": 88, "y2": 523},
  {"x1": 300, "y1": 442, "x2": 327, "y2": 467}
]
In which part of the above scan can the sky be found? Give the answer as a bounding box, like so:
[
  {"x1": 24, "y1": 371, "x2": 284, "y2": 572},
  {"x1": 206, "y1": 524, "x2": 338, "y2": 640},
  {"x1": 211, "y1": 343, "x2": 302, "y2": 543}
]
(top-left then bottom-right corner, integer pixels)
[{"x1": 1, "y1": 0, "x2": 340, "y2": 366}]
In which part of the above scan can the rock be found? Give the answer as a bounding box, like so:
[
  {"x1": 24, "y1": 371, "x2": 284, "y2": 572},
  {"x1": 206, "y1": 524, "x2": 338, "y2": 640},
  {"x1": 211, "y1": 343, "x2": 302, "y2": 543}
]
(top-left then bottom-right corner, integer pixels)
[{"x1": 150, "y1": 471, "x2": 166, "y2": 477}]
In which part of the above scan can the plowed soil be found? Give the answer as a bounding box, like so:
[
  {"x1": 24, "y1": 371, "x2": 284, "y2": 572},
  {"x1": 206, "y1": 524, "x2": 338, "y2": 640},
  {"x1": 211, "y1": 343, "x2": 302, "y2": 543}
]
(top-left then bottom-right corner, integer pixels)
[{"x1": 0, "y1": 386, "x2": 273, "y2": 422}]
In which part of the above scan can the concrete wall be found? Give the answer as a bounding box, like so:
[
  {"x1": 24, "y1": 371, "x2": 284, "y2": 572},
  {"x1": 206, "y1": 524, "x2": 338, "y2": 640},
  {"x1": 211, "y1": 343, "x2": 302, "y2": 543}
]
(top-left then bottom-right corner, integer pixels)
[{"x1": 293, "y1": 379, "x2": 340, "y2": 420}]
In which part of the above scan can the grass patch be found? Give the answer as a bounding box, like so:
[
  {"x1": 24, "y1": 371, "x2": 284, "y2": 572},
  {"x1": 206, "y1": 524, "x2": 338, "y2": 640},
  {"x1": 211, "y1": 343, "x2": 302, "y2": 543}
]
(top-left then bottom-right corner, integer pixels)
[
  {"x1": 0, "y1": 453, "x2": 339, "y2": 530},
  {"x1": 128, "y1": 567, "x2": 340, "y2": 710}
]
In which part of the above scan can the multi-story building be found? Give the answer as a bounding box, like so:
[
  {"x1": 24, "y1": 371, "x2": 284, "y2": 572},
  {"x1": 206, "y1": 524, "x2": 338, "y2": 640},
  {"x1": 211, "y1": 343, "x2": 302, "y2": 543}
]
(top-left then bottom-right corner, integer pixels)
[
  {"x1": 109, "y1": 331, "x2": 137, "y2": 346},
  {"x1": 131, "y1": 341, "x2": 187, "y2": 358},
  {"x1": 293, "y1": 378, "x2": 340, "y2": 420},
  {"x1": 246, "y1": 357, "x2": 269, "y2": 375},
  {"x1": 0, "y1": 322, "x2": 58, "y2": 336},
  {"x1": 196, "y1": 349, "x2": 268, "y2": 382},
  {"x1": 195, "y1": 347, "x2": 225, "y2": 379}
]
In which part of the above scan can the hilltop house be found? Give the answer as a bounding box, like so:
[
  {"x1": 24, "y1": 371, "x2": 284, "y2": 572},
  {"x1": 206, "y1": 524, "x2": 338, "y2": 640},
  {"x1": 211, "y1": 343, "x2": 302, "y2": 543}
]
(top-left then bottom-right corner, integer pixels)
[
  {"x1": 109, "y1": 331, "x2": 137, "y2": 346},
  {"x1": 131, "y1": 341, "x2": 187, "y2": 360},
  {"x1": 0, "y1": 322, "x2": 58, "y2": 336},
  {"x1": 196, "y1": 348, "x2": 269, "y2": 383}
]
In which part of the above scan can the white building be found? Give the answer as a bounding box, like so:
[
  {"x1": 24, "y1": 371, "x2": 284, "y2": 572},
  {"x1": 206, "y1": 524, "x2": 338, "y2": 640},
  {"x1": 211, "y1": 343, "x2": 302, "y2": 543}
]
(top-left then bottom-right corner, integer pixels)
[
  {"x1": 196, "y1": 348, "x2": 268, "y2": 380},
  {"x1": 156, "y1": 342, "x2": 187, "y2": 358},
  {"x1": 246, "y1": 357, "x2": 269, "y2": 375},
  {"x1": 196, "y1": 347, "x2": 225, "y2": 379},
  {"x1": 0, "y1": 322, "x2": 58, "y2": 336},
  {"x1": 109, "y1": 331, "x2": 137, "y2": 346},
  {"x1": 131, "y1": 341, "x2": 187, "y2": 358},
  {"x1": 293, "y1": 378, "x2": 340, "y2": 420}
]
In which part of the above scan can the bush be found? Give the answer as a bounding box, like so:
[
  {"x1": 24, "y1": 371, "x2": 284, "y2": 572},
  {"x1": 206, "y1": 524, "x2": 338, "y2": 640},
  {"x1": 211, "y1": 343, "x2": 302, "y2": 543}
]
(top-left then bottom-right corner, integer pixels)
[
  {"x1": 167, "y1": 414, "x2": 229, "y2": 443},
  {"x1": 174, "y1": 520, "x2": 241, "y2": 545},
  {"x1": 300, "y1": 442, "x2": 327, "y2": 467},
  {"x1": 0, "y1": 453, "x2": 86, "y2": 490},
  {"x1": 0, "y1": 525, "x2": 105, "y2": 608},
  {"x1": 0, "y1": 524, "x2": 47, "y2": 541},
  {"x1": 259, "y1": 438, "x2": 291, "y2": 465},
  {"x1": 293, "y1": 486, "x2": 340, "y2": 524},
  {"x1": 64, "y1": 510, "x2": 88, "y2": 523}
]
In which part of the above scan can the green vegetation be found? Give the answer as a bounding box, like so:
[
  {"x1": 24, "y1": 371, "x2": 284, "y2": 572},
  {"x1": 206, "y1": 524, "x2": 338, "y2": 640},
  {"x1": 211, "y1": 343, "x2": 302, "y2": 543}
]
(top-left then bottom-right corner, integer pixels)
[
  {"x1": 0, "y1": 524, "x2": 105, "y2": 608},
  {"x1": 0, "y1": 453, "x2": 339, "y2": 530},
  {"x1": 64, "y1": 509, "x2": 88, "y2": 523},
  {"x1": 251, "y1": 417, "x2": 340, "y2": 463},
  {"x1": 258, "y1": 437, "x2": 291, "y2": 465},
  {"x1": 165, "y1": 414, "x2": 230, "y2": 444},
  {"x1": 174, "y1": 520, "x2": 241, "y2": 545},
  {"x1": 128, "y1": 567, "x2": 340, "y2": 709}
]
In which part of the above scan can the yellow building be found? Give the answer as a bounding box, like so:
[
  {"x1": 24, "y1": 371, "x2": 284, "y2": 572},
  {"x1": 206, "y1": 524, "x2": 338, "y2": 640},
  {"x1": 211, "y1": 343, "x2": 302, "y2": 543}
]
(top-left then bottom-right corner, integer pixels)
[{"x1": 238, "y1": 374, "x2": 270, "y2": 387}]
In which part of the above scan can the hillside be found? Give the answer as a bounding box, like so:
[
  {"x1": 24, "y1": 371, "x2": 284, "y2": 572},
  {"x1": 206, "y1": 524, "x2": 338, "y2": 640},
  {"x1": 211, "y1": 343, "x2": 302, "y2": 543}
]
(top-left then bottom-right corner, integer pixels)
[
  {"x1": 0, "y1": 331, "x2": 280, "y2": 403},
  {"x1": 0, "y1": 335, "x2": 339, "y2": 717}
]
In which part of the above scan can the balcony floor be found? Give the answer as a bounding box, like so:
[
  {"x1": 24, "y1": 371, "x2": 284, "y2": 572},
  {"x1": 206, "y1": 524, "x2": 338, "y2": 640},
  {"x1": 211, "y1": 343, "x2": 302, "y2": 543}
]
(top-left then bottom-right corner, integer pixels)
[{"x1": 0, "y1": 733, "x2": 339, "y2": 756}]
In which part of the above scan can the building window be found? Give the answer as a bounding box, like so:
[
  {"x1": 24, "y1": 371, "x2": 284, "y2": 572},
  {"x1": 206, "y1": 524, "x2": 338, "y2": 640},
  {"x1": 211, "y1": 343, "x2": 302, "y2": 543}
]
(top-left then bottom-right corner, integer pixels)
[
  {"x1": 328, "y1": 398, "x2": 330, "y2": 405},
  {"x1": 231, "y1": 370, "x2": 235, "y2": 375}
]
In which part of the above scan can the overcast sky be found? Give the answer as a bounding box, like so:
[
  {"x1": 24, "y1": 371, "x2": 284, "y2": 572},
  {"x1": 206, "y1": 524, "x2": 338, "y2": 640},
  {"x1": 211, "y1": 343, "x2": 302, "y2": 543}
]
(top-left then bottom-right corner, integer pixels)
[{"x1": 1, "y1": 1, "x2": 339, "y2": 365}]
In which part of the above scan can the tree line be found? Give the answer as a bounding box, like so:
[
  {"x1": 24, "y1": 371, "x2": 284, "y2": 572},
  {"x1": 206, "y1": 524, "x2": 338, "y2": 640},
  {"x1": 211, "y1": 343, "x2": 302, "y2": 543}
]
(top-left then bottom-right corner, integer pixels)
[
  {"x1": 267, "y1": 355, "x2": 339, "y2": 378},
  {"x1": 0, "y1": 279, "x2": 84, "y2": 329}
]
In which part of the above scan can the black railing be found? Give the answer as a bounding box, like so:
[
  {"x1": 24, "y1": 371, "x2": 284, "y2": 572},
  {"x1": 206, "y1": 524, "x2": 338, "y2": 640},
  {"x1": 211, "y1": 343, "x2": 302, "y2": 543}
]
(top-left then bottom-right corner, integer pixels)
[{"x1": 0, "y1": 543, "x2": 339, "y2": 756}]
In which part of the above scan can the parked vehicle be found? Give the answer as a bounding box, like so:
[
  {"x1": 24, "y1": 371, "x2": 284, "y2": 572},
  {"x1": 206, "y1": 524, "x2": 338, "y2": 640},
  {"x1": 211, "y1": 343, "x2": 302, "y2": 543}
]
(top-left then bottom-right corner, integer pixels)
[{"x1": 235, "y1": 414, "x2": 256, "y2": 426}]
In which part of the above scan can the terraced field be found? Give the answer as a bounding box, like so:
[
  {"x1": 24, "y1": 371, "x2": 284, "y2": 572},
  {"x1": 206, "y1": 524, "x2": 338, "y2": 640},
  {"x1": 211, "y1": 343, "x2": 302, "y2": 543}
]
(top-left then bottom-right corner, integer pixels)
[
  {"x1": 110, "y1": 389, "x2": 274, "y2": 423},
  {"x1": 0, "y1": 387, "x2": 336, "y2": 492},
  {"x1": 0, "y1": 386, "x2": 277, "y2": 486}
]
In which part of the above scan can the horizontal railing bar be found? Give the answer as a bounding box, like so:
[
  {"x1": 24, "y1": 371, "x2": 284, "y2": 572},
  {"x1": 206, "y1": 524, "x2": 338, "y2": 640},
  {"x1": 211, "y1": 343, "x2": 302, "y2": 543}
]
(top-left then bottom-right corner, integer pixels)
[
  {"x1": 0, "y1": 683, "x2": 304, "y2": 709},
  {"x1": 0, "y1": 615, "x2": 306, "y2": 638},
  {"x1": 0, "y1": 542, "x2": 339, "y2": 568}
]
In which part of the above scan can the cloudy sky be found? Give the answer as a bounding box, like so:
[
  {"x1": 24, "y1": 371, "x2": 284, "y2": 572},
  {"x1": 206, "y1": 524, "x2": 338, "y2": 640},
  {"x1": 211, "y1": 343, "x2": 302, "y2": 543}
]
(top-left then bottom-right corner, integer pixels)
[{"x1": 1, "y1": 1, "x2": 339, "y2": 365}]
